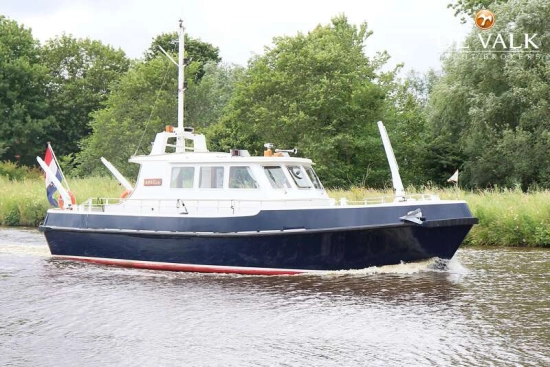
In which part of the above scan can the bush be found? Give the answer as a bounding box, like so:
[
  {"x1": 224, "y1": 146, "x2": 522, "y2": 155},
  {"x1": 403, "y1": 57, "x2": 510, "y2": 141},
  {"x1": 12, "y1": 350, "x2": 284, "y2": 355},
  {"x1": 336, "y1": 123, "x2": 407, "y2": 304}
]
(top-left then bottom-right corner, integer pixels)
[{"x1": 0, "y1": 161, "x2": 42, "y2": 181}]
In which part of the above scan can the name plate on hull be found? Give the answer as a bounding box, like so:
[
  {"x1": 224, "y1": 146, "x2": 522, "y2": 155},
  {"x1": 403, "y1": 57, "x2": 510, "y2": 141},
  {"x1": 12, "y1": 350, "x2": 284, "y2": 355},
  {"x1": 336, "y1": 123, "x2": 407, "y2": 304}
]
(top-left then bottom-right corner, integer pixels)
[{"x1": 144, "y1": 178, "x2": 163, "y2": 186}]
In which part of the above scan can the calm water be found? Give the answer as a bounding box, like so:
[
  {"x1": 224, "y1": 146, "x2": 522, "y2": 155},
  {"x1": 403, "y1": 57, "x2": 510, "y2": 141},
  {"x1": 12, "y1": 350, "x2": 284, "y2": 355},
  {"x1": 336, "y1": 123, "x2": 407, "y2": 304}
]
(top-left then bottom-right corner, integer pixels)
[{"x1": 1, "y1": 228, "x2": 549, "y2": 367}]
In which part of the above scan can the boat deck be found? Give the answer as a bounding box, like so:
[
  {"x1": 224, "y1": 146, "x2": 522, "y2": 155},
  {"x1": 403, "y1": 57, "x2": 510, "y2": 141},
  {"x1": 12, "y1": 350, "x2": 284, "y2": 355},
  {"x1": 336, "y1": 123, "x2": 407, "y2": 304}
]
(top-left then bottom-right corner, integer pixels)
[{"x1": 67, "y1": 194, "x2": 442, "y2": 216}]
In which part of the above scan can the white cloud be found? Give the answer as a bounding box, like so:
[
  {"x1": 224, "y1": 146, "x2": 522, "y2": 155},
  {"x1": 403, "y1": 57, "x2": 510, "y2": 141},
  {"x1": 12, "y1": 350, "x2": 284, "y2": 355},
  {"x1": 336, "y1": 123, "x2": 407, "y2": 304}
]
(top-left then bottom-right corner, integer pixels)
[{"x1": 3, "y1": 0, "x2": 471, "y2": 73}]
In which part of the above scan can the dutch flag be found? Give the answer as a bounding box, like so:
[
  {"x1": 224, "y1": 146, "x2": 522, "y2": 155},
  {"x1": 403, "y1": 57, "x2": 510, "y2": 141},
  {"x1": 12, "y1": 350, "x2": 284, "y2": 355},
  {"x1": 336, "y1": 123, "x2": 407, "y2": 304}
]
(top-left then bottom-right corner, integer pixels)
[{"x1": 44, "y1": 143, "x2": 63, "y2": 207}]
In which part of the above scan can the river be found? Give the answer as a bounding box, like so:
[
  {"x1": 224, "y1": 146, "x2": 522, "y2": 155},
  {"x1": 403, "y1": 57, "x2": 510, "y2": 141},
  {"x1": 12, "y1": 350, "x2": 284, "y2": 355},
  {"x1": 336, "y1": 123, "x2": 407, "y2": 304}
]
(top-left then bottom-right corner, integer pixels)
[{"x1": 0, "y1": 227, "x2": 549, "y2": 367}]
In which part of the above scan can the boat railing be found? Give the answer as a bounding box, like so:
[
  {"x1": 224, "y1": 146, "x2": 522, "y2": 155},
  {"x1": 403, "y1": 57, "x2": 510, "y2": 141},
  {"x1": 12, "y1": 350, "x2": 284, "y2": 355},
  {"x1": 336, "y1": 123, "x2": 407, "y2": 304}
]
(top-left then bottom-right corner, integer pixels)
[
  {"x1": 75, "y1": 193, "x2": 441, "y2": 214},
  {"x1": 343, "y1": 193, "x2": 440, "y2": 206},
  {"x1": 76, "y1": 197, "x2": 331, "y2": 215}
]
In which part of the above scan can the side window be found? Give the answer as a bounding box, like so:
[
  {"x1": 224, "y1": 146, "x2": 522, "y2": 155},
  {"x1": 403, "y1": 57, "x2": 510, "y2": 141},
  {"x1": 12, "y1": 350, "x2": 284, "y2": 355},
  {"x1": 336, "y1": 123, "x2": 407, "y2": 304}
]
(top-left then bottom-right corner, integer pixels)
[
  {"x1": 287, "y1": 165, "x2": 311, "y2": 188},
  {"x1": 229, "y1": 166, "x2": 258, "y2": 189},
  {"x1": 199, "y1": 166, "x2": 224, "y2": 188},
  {"x1": 263, "y1": 166, "x2": 290, "y2": 189},
  {"x1": 305, "y1": 166, "x2": 323, "y2": 189},
  {"x1": 170, "y1": 167, "x2": 195, "y2": 188}
]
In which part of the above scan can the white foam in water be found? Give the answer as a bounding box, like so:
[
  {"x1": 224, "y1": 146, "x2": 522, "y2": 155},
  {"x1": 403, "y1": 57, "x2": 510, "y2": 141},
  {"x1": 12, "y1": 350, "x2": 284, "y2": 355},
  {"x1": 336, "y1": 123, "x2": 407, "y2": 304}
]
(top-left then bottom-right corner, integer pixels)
[
  {"x1": 444, "y1": 256, "x2": 470, "y2": 275},
  {"x1": 320, "y1": 258, "x2": 440, "y2": 276},
  {"x1": 314, "y1": 256, "x2": 471, "y2": 277}
]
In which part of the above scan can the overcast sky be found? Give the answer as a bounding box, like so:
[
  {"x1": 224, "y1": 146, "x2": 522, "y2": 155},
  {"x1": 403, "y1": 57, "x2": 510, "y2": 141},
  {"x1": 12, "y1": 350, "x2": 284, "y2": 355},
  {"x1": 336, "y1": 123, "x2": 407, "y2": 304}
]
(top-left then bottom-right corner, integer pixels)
[{"x1": 3, "y1": 0, "x2": 472, "y2": 74}]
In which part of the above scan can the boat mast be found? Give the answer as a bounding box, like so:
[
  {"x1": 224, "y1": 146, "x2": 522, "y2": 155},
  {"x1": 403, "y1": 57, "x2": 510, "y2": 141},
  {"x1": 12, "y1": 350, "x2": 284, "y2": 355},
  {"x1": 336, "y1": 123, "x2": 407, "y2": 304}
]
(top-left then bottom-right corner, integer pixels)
[{"x1": 176, "y1": 19, "x2": 186, "y2": 153}]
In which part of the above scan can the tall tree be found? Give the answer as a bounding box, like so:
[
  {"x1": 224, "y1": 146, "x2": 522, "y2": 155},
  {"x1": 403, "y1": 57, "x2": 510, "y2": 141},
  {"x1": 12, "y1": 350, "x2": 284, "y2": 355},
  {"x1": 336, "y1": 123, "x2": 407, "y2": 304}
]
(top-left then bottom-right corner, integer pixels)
[
  {"x1": 41, "y1": 35, "x2": 130, "y2": 158},
  {"x1": 383, "y1": 71, "x2": 439, "y2": 186},
  {"x1": 208, "y1": 15, "x2": 397, "y2": 188},
  {"x1": 75, "y1": 56, "x2": 201, "y2": 177},
  {"x1": 428, "y1": 0, "x2": 550, "y2": 189},
  {"x1": 0, "y1": 15, "x2": 54, "y2": 166},
  {"x1": 75, "y1": 31, "x2": 231, "y2": 177},
  {"x1": 185, "y1": 62, "x2": 245, "y2": 129}
]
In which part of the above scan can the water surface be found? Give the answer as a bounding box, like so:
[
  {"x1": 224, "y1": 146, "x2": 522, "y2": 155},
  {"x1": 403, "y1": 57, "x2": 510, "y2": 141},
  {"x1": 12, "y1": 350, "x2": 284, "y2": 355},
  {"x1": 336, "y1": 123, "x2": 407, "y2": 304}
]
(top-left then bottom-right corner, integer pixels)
[{"x1": 1, "y1": 227, "x2": 549, "y2": 366}]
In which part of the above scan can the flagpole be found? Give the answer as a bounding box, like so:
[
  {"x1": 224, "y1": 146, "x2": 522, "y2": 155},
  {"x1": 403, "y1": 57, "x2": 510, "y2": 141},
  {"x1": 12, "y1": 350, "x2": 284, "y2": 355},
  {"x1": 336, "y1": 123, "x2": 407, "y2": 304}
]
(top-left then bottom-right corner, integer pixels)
[{"x1": 47, "y1": 142, "x2": 71, "y2": 191}]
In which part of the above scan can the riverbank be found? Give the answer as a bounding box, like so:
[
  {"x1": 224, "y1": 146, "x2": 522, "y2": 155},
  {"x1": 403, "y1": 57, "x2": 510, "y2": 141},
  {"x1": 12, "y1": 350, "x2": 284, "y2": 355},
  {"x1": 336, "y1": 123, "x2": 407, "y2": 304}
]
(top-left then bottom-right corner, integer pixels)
[
  {"x1": 0, "y1": 176, "x2": 121, "y2": 226},
  {"x1": 331, "y1": 186, "x2": 550, "y2": 248},
  {"x1": 1, "y1": 176, "x2": 549, "y2": 247}
]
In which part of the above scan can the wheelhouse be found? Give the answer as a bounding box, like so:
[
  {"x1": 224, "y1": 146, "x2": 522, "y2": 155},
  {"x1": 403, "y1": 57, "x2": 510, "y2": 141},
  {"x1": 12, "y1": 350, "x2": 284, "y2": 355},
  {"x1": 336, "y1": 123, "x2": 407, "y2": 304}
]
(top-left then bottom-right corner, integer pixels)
[{"x1": 131, "y1": 157, "x2": 328, "y2": 201}]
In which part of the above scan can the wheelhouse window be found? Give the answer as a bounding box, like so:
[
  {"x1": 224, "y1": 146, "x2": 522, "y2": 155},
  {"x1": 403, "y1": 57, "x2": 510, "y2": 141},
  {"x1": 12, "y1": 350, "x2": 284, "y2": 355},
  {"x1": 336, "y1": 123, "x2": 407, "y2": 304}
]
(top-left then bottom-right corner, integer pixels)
[
  {"x1": 263, "y1": 166, "x2": 290, "y2": 189},
  {"x1": 170, "y1": 167, "x2": 195, "y2": 188},
  {"x1": 200, "y1": 166, "x2": 224, "y2": 188},
  {"x1": 305, "y1": 166, "x2": 323, "y2": 190},
  {"x1": 229, "y1": 166, "x2": 258, "y2": 189},
  {"x1": 287, "y1": 165, "x2": 311, "y2": 188}
]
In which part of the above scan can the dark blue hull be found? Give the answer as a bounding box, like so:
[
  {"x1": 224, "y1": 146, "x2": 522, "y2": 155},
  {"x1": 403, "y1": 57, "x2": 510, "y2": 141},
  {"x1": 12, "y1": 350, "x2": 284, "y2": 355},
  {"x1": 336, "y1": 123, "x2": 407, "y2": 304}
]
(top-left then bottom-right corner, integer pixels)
[{"x1": 39, "y1": 203, "x2": 477, "y2": 274}]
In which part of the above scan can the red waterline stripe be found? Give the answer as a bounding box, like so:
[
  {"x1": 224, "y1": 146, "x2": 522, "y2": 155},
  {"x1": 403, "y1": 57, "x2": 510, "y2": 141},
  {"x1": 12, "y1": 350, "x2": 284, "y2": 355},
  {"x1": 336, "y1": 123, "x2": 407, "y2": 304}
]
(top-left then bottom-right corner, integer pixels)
[{"x1": 55, "y1": 256, "x2": 308, "y2": 275}]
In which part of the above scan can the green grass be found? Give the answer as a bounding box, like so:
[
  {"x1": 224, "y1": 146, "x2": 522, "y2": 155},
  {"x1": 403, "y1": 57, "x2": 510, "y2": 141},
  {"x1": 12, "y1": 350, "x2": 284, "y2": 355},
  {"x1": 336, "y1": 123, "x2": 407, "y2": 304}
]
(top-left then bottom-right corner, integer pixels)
[
  {"x1": 1, "y1": 177, "x2": 550, "y2": 247},
  {"x1": 0, "y1": 176, "x2": 123, "y2": 226},
  {"x1": 327, "y1": 186, "x2": 550, "y2": 248},
  {"x1": 459, "y1": 188, "x2": 550, "y2": 248}
]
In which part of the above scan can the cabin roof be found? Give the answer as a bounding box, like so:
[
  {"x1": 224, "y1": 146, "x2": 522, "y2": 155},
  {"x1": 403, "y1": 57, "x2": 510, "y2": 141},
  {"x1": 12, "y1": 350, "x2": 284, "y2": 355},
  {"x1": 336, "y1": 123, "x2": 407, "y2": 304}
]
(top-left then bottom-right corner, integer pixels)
[{"x1": 129, "y1": 152, "x2": 314, "y2": 165}]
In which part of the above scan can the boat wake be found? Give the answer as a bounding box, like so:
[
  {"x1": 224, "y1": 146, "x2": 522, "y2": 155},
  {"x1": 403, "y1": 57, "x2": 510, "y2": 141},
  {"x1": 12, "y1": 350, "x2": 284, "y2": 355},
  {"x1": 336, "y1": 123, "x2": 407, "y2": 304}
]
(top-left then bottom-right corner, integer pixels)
[{"x1": 317, "y1": 257, "x2": 469, "y2": 277}]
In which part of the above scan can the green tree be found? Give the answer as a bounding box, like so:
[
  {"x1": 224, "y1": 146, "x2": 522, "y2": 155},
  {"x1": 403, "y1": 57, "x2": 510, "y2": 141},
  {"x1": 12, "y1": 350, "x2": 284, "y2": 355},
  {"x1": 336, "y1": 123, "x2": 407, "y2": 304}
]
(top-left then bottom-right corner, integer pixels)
[
  {"x1": 41, "y1": 35, "x2": 130, "y2": 158},
  {"x1": 76, "y1": 25, "x2": 236, "y2": 178},
  {"x1": 75, "y1": 56, "x2": 201, "y2": 177},
  {"x1": 0, "y1": 15, "x2": 54, "y2": 166},
  {"x1": 209, "y1": 15, "x2": 397, "y2": 188},
  {"x1": 422, "y1": 57, "x2": 470, "y2": 185},
  {"x1": 186, "y1": 62, "x2": 245, "y2": 129},
  {"x1": 428, "y1": 0, "x2": 550, "y2": 189},
  {"x1": 383, "y1": 71, "x2": 439, "y2": 186}
]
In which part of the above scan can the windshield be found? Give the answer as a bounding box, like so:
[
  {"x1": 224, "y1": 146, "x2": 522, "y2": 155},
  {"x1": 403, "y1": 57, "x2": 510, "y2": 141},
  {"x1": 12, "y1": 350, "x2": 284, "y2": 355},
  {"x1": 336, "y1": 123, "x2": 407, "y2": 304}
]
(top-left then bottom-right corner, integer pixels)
[
  {"x1": 263, "y1": 166, "x2": 290, "y2": 189},
  {"x1": 287, "y1": 165, "x2": 311, "y2": 189},
  {"x1": 304, "y1": 166, "x2": 323, "y2": 189}
]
